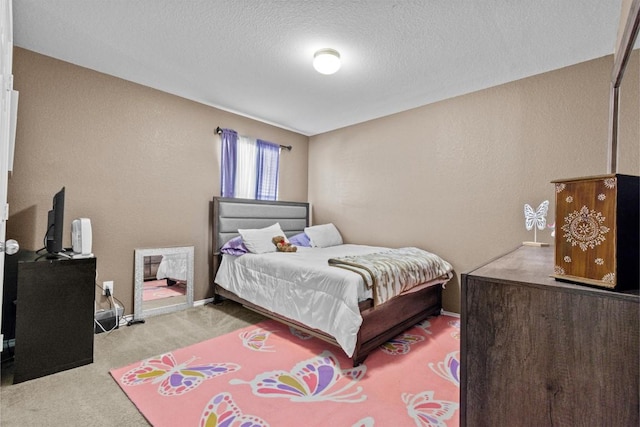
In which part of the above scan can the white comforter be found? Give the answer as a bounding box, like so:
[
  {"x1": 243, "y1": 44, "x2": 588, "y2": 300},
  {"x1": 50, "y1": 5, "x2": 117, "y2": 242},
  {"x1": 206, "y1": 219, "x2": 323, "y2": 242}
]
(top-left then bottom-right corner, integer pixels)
[
  {"x1": 156, "y1": 253, "x2": 187, "y2": 281},
  {"x1": 214, "y1": 244, "x2": 389, "y2": 357}
]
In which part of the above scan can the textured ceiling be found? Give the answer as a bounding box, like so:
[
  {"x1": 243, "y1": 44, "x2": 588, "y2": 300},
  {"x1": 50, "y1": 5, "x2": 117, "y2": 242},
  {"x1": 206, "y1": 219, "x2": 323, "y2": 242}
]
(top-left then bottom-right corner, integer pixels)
[{"x1": 12, "y1": 0, "x2": 630, "y2": 136}]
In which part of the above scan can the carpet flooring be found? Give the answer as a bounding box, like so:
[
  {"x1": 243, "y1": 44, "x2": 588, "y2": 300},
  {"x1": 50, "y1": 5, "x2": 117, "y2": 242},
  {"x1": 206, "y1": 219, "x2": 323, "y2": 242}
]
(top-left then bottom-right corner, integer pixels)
[{"x1": 0, "y1": 301, "x2": 265, "y2": 426}]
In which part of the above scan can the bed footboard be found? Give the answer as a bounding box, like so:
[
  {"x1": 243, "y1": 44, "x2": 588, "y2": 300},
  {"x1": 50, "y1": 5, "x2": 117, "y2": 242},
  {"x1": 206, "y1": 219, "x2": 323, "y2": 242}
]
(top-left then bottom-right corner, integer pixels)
[
  {"x1": 352, "y1": 283, "x2": 442, "y2": 365},
  {"x1": 214, "y1": 282, "x2": 442, "y2": 366}
]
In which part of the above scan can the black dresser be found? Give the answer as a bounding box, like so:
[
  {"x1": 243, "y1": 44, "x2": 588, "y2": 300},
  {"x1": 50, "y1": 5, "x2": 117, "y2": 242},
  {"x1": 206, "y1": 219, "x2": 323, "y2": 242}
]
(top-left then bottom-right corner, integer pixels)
[{"x1": 2, "y1": 251, "x2": 96, "y2": 383}]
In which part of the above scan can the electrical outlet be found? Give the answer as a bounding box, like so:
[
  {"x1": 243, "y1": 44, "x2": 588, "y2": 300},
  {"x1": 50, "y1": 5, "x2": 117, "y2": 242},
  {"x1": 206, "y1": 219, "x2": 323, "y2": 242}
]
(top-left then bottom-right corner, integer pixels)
[{"x1": 103, "y1": 281, "x2": 114, "y2": 296}]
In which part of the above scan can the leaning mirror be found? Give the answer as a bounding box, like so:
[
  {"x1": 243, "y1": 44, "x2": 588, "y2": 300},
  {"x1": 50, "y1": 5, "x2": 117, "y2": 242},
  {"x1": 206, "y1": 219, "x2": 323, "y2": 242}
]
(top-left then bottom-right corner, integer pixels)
[{"x1": 134, "y1": 246, "x2": 194, "y2": 319}]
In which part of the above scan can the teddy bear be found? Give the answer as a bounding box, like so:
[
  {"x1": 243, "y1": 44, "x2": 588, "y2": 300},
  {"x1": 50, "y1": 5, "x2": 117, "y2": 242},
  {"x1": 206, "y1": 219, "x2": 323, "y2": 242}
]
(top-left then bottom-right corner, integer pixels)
[{"x1": 272, "y1": 236, "x2": 297, "y2": 252}]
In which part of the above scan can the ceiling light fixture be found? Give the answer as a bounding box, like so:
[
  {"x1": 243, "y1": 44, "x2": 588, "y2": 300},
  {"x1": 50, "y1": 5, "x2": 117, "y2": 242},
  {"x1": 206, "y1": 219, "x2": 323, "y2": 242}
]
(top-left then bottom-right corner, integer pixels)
[{"x1": 313, "y1": 48, "x2": 341, "y2": 75}]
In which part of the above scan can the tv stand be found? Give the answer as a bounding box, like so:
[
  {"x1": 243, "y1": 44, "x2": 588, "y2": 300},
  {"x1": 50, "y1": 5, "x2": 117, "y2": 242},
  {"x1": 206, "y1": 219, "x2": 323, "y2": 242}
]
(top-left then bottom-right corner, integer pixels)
[{"x1": 2, "y1": 250, "x2": 96, "y2": 383}]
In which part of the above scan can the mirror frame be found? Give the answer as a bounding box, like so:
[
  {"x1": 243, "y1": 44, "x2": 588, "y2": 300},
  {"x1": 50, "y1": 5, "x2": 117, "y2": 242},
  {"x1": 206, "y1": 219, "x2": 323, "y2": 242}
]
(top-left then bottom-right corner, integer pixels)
[
  {"x1": 607, "y1": 0, "x2": 639, "y2": 172},
  {"x1": 134, "y1": 246, "x2": 194, "y2": 319}
]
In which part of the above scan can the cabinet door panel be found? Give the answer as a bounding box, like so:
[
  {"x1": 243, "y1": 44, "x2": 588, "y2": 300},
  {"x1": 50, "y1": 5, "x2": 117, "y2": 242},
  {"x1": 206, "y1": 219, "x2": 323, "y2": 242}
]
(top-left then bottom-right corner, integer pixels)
[{"x1": 14, "y1": 257, "x2": 96, "y2": 383}]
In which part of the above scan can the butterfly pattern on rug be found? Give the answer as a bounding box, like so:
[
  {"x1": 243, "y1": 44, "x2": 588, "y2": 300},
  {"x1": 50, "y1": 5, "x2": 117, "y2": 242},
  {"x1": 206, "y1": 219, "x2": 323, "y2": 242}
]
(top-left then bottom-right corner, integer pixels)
[
  {"x1": 230, "y1": 350, "x2": 367, "y2": 403},
  {"x1": 289, "y1": 326, "x2": 313, "y2": 340},
  {"x1": 428, "y1": 351, "x2": 460, "y2": 387},
  {"x1": 200, "y1": 392, "x2": 268, "y2": 427},
  {"x1": 112, "y1": 315, "x2": 460, "y2": 426},
  {"x1": 120, "y1": 352, "x2": 240, "y2": 396},
  {"x1": 351, "y1": 416, "x2": 375, "y2": 427},
  {"x1": 415, "y1": 319, "x2": 433, "y2": 335},
  {"x1": 240, "y1": 328, "x2": 276, "y2": 352},
  {"x1": 448, "y1": 319, "x2": 460, "y2": 340},
  {"x1": 379, "y1": 333, "x2": 425, "y2": 356},
  {"x1": 402, "y1": 391, "x2": 459, "y2": 427}
]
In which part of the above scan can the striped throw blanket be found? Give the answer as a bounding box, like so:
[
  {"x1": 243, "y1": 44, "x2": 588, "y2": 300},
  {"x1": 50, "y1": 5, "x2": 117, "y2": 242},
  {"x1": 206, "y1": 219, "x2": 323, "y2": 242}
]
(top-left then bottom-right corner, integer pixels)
[{"x1": 328, "y1": 247, "x2": 453, "y2": 306}]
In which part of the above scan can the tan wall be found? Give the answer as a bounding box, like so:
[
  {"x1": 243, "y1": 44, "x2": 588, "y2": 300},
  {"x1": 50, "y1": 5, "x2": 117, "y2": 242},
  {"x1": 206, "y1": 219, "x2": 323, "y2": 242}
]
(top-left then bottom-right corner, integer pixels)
[
  {"x1": 308, "y1": 53, "x2": 639, "y2": 313},
  {"x1": 9, "y1": 48, "x2": 309, "y2": 313},
  {"x1": 10, "y1": 47, "x2": 638, "y2": 316}
]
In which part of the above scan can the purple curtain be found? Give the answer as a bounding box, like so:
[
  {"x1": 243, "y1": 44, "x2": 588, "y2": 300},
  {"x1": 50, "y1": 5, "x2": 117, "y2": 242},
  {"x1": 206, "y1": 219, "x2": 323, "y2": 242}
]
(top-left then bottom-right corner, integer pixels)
[
  {"x1": 220, "y1": 128, "x2": 238, "y2": 197},
  {"x1": 255, "y1": 139, "x2": 280, "y2": 201}
]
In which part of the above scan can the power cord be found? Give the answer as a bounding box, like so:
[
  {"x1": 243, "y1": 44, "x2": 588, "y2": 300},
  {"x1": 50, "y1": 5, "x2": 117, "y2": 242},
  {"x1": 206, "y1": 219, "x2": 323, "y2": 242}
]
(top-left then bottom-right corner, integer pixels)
[
  {"x1": 93, "y1": 318, "x2": 115, "y2": 334},
  {"x1": 94, "y1": 281, "x2": 144, "y2": 327},
  {"x1": 95, "y1": 280, "x2": 126, "y2": 316},
  {"x1": 94, "y1": 287, "x2": 119, "y2": 334}
]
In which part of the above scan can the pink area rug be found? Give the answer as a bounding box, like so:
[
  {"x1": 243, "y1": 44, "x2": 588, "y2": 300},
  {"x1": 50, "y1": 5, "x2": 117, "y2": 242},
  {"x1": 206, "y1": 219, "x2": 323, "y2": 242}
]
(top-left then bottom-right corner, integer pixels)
[
  {"x1": 142, "y1": 279, "x2": 186, "y2": 301},
  {"x1": 110, "y1": 315, "x2": 460, "y2": 427}
]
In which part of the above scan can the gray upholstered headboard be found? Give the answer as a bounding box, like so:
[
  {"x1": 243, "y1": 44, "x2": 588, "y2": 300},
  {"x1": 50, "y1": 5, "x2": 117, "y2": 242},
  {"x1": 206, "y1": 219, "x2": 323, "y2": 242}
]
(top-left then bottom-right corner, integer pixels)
[{"x1": 212, "y1": 197, "x2": 310, "y2": 253}]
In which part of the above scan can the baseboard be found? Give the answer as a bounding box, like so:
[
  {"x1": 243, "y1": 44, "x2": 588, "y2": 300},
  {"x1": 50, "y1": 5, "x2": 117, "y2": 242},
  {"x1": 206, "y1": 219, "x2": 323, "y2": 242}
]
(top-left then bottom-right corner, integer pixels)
[
  {"x1": 441, "y1": 309, "x2": 460, "y2": 318},
  {"x1": 120, "y1": 315, "x2": 134, "y2": 326},
  {"x1": 115, "y1": 298, "x2": 214, "y2": 327},
  {"x1": 193, "y1": 297, "x2": 214, "y2": 307}
]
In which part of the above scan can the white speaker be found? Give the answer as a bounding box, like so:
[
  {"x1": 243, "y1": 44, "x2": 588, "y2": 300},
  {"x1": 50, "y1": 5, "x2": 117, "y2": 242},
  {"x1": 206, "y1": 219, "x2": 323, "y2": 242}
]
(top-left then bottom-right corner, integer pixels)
[{"x1": 72, "y1": 218, "x2": 93, "y2": 256}]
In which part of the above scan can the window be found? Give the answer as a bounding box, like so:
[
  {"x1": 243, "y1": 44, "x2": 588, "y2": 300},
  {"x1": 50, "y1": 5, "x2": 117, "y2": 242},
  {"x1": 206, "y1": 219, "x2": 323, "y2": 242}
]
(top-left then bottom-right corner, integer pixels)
[{"x1": 220, "y1": 128, "x2": 280, "y2": 201}]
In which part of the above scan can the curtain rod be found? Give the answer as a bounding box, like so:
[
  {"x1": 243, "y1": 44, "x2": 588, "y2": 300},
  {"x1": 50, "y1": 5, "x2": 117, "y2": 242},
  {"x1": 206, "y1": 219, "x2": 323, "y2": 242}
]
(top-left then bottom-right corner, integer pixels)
[{"x1": 215, "y1": 126, "x2": 292, "y2": 151}]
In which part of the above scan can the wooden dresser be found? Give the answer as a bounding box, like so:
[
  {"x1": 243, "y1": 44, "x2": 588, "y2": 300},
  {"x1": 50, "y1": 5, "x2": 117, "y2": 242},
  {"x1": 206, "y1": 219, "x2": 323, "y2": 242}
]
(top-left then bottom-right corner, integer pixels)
[{"x1": 461, "y1": 245, "x2": 639, "y2": 426}]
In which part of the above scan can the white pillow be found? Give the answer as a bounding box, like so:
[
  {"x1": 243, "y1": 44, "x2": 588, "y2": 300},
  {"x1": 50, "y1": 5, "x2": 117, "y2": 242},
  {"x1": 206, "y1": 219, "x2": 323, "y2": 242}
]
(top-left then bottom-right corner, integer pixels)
[
  {"x1": 238, "y1": 223, "x2": 286, "y2": 254},
  {"x1": 304, "y1": 223, "x2": 343, "y2": 248}
]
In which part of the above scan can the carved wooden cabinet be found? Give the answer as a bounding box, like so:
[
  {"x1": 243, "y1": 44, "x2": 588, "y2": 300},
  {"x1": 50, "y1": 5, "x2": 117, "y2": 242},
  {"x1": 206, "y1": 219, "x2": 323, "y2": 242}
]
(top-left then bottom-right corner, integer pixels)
[
  {"x1": 461, "y1": 246, "x2": 639, "y2": 426},
  {"x1": 551, "y1": 174, "x2": 639, "y2": 290}
]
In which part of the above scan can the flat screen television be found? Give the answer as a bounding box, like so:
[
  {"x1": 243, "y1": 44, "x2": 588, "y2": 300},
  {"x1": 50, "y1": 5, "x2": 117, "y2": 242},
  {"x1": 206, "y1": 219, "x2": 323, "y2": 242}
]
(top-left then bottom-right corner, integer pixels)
[{"x1": 45, "y1": 187, "x2": 65, "y2": 255}]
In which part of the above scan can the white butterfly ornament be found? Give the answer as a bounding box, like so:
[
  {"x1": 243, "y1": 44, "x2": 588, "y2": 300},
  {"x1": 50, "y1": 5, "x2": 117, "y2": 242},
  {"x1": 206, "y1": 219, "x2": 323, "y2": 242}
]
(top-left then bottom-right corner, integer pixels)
[{"x1": 523, "y1": 200, "x2": 549, "y2": 246}]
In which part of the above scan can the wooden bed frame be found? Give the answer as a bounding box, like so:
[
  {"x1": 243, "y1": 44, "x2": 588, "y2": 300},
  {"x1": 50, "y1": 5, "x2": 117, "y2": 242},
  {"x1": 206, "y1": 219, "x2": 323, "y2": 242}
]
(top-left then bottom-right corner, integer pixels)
[{"x1": 211, "y1": 197, "x2": 443, "y2": 366}]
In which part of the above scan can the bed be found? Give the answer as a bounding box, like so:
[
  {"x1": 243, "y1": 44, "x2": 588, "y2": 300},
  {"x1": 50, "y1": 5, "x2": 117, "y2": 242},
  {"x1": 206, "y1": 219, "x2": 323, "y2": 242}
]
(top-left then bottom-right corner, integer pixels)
[
  {"x1": 156, "y1": 253, "x2": 188, "y2": 285},
  {"x1": 211, "y1": 197, "x2": 453, "y2": 366}
]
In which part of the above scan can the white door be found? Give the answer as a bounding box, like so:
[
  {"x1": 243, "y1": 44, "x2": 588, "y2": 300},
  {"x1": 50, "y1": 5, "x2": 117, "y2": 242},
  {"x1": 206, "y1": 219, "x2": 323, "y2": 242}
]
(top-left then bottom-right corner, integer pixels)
[{"x1": 0, "y1": 0, "x2": 19, "y2": 351}]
